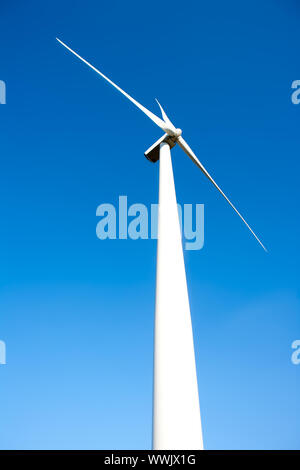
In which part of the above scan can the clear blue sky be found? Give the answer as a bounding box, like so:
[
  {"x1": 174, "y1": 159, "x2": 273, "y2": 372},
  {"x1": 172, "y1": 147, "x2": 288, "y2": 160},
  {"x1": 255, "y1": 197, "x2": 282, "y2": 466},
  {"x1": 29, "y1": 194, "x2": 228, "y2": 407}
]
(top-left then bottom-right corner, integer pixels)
[{"x1": 0, "y1": 0, "x2": 299, "y2": 450}]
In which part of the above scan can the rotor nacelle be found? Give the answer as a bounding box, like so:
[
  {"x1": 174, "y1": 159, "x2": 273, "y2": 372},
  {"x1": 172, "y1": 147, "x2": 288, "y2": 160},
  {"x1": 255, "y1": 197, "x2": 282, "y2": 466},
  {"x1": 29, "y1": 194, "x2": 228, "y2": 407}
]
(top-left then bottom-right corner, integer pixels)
[{"x1": 144, "y1": 134, "x2": 178, "y2": 163}]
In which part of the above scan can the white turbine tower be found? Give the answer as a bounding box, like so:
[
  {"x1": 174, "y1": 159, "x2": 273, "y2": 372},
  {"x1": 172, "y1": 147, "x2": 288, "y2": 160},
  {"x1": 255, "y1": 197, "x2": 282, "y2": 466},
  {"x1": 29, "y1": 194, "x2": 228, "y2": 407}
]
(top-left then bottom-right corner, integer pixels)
[{"x1": 57, "y1": 38, "x2": 267, "y2": 450}]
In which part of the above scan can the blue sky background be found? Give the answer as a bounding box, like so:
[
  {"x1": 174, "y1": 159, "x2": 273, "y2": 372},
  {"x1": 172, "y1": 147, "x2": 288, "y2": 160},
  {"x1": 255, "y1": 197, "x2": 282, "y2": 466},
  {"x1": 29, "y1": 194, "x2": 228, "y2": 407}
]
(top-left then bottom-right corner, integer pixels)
[{"x1": 0, "y1": 0, "x2": 299, "y2": 450}]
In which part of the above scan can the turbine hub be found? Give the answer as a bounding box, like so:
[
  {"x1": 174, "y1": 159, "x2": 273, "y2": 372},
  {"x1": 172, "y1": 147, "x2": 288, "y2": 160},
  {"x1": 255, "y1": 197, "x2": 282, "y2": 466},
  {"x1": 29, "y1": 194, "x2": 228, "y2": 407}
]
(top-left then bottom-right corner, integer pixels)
[{"x1": 175, "y1": 128, "x2": 182, "y2": 137}]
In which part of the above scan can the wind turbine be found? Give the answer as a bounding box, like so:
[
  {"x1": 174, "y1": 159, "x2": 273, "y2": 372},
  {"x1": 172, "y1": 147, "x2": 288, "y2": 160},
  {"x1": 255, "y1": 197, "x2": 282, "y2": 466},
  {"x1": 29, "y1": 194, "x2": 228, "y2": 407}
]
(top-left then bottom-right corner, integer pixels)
[{"x1": 56, "y1": 38, "x2": 267, "y2": 450}]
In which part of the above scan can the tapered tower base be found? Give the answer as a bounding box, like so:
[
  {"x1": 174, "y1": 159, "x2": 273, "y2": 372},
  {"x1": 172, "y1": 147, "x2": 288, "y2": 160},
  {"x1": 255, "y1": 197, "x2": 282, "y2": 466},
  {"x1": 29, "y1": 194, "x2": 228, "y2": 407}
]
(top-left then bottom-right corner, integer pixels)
[{"x1": 152, "y1": 142, "x2": 203, "y2": 450}]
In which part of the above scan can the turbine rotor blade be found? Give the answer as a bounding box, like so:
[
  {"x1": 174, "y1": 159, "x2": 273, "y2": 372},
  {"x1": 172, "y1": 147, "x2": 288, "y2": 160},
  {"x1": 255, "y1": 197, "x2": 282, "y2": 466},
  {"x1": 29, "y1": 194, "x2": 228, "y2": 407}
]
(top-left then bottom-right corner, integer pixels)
[
  {"x1": 155, "y1": 99, "x2": 176, "y2": 130},
  {"x1": 56, "y1": 38, "x2": 174, "y2": 134},
  {"x1": 177, "y1": 136, "x2": 267, "y2": 251}
]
